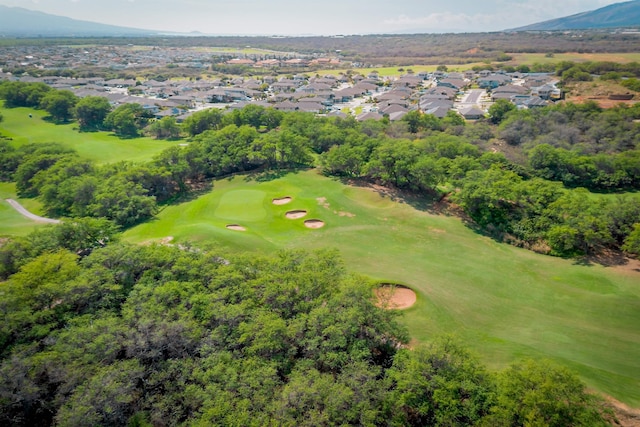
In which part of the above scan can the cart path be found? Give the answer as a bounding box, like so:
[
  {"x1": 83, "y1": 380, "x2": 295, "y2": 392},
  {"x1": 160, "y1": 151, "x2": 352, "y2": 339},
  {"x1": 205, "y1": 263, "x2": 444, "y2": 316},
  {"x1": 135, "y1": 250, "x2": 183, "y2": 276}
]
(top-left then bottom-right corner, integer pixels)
[{"x1": 5, "y1": 199, "x2": 61, "y2": 224}]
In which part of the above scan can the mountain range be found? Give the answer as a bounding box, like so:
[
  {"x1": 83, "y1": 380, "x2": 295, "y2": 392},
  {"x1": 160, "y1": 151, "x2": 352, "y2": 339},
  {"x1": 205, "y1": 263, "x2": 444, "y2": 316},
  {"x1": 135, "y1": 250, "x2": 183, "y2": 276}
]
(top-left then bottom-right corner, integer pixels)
[
  {"x1": 0, "y1": 2, "x2": 639, "y2": 37},
  {"x1": 510, "y1": 0, "x2": 640, "y2": 31},
  {"x1": 0, "y1": 5, "x2": 159, "y2": 37}
]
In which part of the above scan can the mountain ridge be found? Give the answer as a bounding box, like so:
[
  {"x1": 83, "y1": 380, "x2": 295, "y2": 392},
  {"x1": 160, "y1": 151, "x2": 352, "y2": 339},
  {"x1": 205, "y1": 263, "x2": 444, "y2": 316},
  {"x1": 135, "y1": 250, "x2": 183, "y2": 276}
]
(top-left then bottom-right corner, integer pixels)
[
  {"x1": 0, "y1": 5, "x2": 161, "y2": 37},
  {"x1": 509, "y1": 0, "x2": 640, "y2": 31}
]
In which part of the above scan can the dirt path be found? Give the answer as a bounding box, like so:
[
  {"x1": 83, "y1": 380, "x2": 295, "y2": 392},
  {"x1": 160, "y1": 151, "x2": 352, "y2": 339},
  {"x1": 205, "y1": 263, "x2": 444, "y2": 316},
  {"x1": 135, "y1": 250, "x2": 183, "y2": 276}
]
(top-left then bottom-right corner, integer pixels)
[{"x1": 5, "y1": 199, "x2": 61, "y2": 224}]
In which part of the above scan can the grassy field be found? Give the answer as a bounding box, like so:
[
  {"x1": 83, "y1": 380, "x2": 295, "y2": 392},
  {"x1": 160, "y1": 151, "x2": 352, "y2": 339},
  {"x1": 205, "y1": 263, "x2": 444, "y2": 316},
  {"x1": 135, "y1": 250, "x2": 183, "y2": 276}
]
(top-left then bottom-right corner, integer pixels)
[
  {"x1": 0, "y1": 104, "x2": 182, "y2": 164},
  {"x1": 123, "y1": 169, "x2": 640, "y2": 406},
  {"x1": 0, "y1": 182, "x2": 46, "y2": 237},
  {"x1": 316, "y1": 52, "x2": 640, "y2": 77}
]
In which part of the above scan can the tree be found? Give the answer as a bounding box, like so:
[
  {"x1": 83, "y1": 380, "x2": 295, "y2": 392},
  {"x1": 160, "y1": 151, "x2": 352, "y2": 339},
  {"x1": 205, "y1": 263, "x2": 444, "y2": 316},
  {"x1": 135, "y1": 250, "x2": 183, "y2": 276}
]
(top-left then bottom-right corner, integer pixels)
[
  {"x1": 384, "y1": 337, "x2": 495, "y2": 426},
  {"x1": 40, "y1": 90, "x2": 78, "y2": 123},
  {"x1": 74, "y1": 96, "x2": 111, "y2": 130},
  {"x1": 486, "y1": 359, "x2": 609, "y2": 427},
  {"x1": 90, "y1": 176, "x2": 157, "y2": 226},
  {"x1": 146, "y1": 116, "x2": 181, "y2": 140},
  {"x1": 488, "y1": 99, "x2": 516, "y2": 124},
  {"x1": 0, "y1": 81, "x2": 51, "y2": 108},
  {"x1": 182, "y1": 108, "x2": 224, "y2": 136},
  {"x1": 622, "y1": 223, "x2": 640, "y2": 255},
  {"x1": 104, "y1": 103, "x2": 148, "y2": 137}
]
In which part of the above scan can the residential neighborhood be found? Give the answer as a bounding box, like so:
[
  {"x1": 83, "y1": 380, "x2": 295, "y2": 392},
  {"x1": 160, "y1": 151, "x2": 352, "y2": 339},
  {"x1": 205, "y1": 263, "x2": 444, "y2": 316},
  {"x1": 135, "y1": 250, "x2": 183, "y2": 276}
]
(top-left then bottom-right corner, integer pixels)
[{"x1": 0, "y1": 43, "x2": 562, "y2": 123}]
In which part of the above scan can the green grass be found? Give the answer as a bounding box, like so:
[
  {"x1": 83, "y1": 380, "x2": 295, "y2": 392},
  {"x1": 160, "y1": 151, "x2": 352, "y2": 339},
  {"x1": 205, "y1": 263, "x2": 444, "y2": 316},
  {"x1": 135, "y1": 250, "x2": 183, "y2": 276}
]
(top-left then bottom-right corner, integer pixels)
[
  {"x1": 0, "y1": 105, "x2": 182, "y2": 164},
  {"x1": 0, "y1": 182, "x2": 46, "y2": 237},
  {"x1": 123, "y1": 170, "x2": 640, "y2": 406}
]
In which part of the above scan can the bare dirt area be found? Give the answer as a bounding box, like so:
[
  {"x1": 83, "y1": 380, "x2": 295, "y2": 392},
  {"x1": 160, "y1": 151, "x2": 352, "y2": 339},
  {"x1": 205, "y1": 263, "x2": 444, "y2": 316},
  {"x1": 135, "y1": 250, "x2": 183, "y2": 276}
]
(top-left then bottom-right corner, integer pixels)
[
  {"x1": 374, "y1": 285, "x2": 417, "y2": 310},
  {"x1": 564, "y1": 81, "x2": 638, "y2": 109},
  {"x1": 304, "y1": 219, "x2": 325, "y2": 229},
  {"x1": 285, "y1": 210, "x2": 307, "y2": 219},
  {"x1": 226, "y1": 224, "x2": 247, "y2": 231},
  {"x1": 605, "y1": 396, "x2": 640, "y2": 427},
  {"x1": 272, "y1": 196, "x2": 292, "y2": 205}
]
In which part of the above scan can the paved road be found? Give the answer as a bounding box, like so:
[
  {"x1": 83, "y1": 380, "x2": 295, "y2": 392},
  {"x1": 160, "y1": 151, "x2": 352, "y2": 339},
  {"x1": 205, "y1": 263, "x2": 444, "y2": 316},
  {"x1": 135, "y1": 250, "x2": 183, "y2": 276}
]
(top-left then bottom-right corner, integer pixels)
[
  {"x1": 5, "y1": 199, "x2": 61, "y2": 224},
  {"x1": 461, "y1": 89, "x2": 485, "y2": 105}
]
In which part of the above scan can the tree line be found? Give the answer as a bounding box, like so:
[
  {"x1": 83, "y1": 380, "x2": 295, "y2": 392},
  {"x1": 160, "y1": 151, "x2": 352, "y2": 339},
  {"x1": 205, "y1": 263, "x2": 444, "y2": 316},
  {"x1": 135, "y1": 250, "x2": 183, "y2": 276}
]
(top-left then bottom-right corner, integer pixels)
[
  {"x1": 0, "y1": 223, "x2": 612, "y2": 426},
  {"x1": 1, "y1": 82, "x2": 640, "y2": 257}
]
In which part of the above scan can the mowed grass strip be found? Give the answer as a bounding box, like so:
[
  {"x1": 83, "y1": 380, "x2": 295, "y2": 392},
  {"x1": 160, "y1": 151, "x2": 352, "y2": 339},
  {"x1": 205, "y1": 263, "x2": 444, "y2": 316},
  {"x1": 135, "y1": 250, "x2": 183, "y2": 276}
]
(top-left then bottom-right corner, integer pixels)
[
  {"x1": 0, "y1": 104, "x2": 182, "y2": 164},
  {"x1": 123, "y1": 169, "x2": 640, "y2": 406}
]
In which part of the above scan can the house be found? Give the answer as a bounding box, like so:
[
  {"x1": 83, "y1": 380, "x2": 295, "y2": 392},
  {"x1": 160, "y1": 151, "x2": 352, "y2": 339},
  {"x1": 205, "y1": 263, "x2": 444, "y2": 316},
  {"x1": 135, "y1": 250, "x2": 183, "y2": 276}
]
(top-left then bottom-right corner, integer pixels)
[
  {"x1": 353, "y1": 82, "x2": 379, "y2": 94},
  {"x1": 420, "y1": 99, "x2": 454, "y2": 117},
  {"x1": 523, "y1": 96, "x2": 550, "y2": 108},
  {"x1": 421, "y1": 86, "x2": 457, "y2": 100},
  {"x1": 226, "y1": 58, "x2": 254, "y2": 66},
  {"x1": 297, "y1": 100, "x2": 325, "y2": 113},
  {"x1": 530, "y1": 83, "x2": 560, "y2": 100},
  {"x1": 356, "y1": 111, "x2": 384, "y2": 121},
  {"x1": 437, "y1": 78, "x2": 465, "y2": 91},
  {"x1": 459, "y1": 106, "x2": 486, "y2": 120},
  {"x1": 381, "y1": 104, "x2": 408, "y2": 115},
  {"x1": 477, "y1": 74, "x2": 511, "y2": 89},
  {"x1": 167, "y1": 95, "x2": 197, "y2": 109},
  {"x1": 273, "y1": 100, "x2": 299, "y2": 112},
  {"x1": 490, "y1": 84, "x2": 528, "y2": 101}
]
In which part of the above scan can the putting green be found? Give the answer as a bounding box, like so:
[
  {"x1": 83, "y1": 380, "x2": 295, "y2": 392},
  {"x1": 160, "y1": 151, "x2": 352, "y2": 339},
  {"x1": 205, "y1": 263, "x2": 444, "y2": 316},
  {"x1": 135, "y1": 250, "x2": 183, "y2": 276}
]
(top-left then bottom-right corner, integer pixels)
[{"x1": 214, "y1": 190, "x2": 267, "y2": 222}]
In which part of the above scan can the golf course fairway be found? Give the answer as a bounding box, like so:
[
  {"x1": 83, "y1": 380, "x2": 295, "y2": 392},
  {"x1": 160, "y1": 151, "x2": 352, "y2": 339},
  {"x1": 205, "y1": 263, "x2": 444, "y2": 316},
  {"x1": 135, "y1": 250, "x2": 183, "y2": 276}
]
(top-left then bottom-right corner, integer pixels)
[{"x1": 123, "y1": 169, "x2": 640, "y2": 406}]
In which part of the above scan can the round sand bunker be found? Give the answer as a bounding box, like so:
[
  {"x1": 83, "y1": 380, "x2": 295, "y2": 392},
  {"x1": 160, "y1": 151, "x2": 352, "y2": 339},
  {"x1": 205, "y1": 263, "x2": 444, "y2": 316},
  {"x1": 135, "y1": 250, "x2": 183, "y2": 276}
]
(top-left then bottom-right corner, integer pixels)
[
  {"x1": 285, "y1": 210, "x2": 308, "y2": 219},
  {"x1": 304, "y1": 219, "x2": 325, "y2": 229},
  {"x1": 272, "y1": 196, "x2": 292, "y2": 205},
  {"x1": 226, "y1": 224, "x2": 246, "y2": 231},
  {"x1": 374, "y1": 285, "x2": 417, "y2": 309}
]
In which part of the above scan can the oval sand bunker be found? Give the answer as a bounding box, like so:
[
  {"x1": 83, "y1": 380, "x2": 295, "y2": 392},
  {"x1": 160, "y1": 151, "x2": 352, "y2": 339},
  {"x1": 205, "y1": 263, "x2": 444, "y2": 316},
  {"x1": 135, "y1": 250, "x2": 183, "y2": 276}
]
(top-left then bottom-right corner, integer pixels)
[
  {"x1": 226, "y1": 224, "x2": 247, "y2": 231},
  {"x1": 272, "y1": 196, "x2": 292, "y2": 205},
  {"x1": 374, "y1": 285, "x2": 417, "y2": 309},
  {"x1": 285, "y1": 210, "x2": 308, "y2": 219},
  {"x1": 304, "y1": 219, "x2": 325, "y2": 229}
]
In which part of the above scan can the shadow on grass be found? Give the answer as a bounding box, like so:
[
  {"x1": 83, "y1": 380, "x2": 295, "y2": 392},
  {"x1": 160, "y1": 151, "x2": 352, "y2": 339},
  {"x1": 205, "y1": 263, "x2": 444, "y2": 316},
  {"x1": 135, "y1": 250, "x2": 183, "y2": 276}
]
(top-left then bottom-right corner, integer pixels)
[
  {"x1": 160, "y1": 181, "x2": 214, "y2": 207},
  {"x1": 243, "y1": 167, "x2": 308, "y2": 183},
  {"x1": 573, "y1": 250, "x2": 640, "y2": 271},
  {"x1": 339, "y1": 177, "x2": 458, "y2": 217}
]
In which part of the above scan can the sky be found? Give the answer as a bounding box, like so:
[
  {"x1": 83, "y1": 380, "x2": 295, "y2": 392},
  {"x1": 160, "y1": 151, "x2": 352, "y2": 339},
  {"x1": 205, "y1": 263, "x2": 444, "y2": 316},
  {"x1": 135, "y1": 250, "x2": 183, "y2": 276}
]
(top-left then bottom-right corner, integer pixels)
[{"x1": 0, "y1": 0, "x2": 627, "y2": 35}]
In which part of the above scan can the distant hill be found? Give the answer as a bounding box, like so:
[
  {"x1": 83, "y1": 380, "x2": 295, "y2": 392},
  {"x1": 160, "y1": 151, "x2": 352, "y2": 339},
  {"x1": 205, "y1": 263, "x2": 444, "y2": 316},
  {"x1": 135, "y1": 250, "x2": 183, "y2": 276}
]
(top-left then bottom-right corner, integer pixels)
[
  {"x1": 509, "y1": 0, "x2": 640, "y2": 31},
  {"x1": 0, "y1": 5, "x2": 161, "y2": 37}
]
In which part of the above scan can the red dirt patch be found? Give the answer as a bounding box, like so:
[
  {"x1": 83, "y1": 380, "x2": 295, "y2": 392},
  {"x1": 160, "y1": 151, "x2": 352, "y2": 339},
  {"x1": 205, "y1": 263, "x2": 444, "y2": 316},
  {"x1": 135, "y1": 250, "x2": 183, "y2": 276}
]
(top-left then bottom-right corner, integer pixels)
[
  {"x1": 285, "y1": 210, "x2": 308, "y2": 219},
  {"x1": 272, "y1": 196, "x2": 292, "y2": 205},
  {"x1": 304, "y1": 219, "x2": 325, "y2": 229},
  {"x1": 374, "y1": 284, "x2": 417, "y2": 310},
  {"x1": 226, "y1": 224, "x2": 247, "y2": 231}
]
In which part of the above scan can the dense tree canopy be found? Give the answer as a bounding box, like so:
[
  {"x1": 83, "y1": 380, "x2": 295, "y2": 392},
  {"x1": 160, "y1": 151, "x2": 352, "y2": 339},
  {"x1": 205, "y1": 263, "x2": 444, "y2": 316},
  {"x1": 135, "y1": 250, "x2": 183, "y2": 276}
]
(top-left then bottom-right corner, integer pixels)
[{"x1": 0, "y1": 225, "x2": 611, "y2": 426}]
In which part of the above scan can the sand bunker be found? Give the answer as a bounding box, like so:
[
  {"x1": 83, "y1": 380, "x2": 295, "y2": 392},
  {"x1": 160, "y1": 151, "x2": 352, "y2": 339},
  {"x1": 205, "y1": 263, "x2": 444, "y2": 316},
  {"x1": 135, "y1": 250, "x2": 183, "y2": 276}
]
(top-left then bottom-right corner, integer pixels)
[
  {"x1": 374, "y1": 285, "x2": 417, "y2": 310},
  {"x1": 273, "y1": 196, "x2": 292, "y2": 205},
  {"x1": 226, "y1": 224, "x2": 247, "y2": 231},
  {"x1": 304, "y1": 219, "x2": 325, "y2": 229},
  {"x1": 285, "y1": 210, "x2": 308, "y2": 219}
]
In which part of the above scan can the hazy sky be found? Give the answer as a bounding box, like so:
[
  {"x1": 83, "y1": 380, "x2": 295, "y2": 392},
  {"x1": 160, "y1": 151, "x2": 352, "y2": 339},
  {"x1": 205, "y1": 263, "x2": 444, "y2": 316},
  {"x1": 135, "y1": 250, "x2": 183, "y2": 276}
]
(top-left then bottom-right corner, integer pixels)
[{"x1": 0, "y1": 0, "x2": 626, "y2": 35}]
